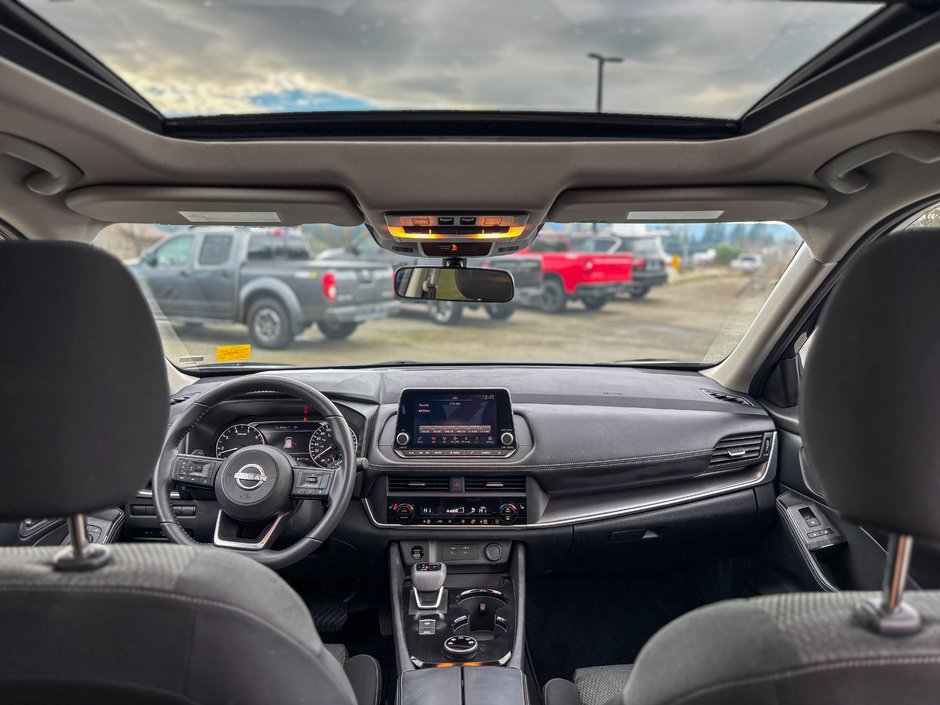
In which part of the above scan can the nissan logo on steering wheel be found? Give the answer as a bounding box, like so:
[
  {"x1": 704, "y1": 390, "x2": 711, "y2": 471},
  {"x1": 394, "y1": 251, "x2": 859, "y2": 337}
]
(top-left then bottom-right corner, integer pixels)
[{"x1": 233, "y1": 463, "x2": 267, "y2": 491}]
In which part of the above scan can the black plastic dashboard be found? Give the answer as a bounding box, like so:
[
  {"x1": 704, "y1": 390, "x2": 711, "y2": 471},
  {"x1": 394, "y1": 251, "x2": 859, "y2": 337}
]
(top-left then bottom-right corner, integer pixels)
[{"x1": 157, "y1": 366, "x2": 777, "y2": 550}]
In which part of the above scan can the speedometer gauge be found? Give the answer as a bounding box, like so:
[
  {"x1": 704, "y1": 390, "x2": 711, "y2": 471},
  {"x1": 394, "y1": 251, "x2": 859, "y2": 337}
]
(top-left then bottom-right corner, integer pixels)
[
  {"x1": 308, "y1": 423, "x2": 358, "y2": 469},
  {"x1": 216, "y1": 424, "x2": 265, "y2": 457}
]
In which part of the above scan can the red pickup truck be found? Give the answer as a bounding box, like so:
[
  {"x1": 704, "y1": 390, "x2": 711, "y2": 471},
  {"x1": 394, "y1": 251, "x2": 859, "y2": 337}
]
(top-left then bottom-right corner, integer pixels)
[{"x1": 517, "y1": 233, "x2": 633, "y2": 312}]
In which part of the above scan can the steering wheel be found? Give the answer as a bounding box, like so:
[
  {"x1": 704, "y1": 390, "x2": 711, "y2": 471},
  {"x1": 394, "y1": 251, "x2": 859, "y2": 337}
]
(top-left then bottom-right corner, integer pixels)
[{"x1": 153, "y1": 376, "x2": 356, "y2": 569}]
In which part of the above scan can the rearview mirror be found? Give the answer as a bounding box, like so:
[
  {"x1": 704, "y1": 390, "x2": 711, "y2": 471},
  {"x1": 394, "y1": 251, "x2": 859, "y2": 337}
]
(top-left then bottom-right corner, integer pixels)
[{"x1": 394, "y1": 266, "x2": 514, "y2": 303}]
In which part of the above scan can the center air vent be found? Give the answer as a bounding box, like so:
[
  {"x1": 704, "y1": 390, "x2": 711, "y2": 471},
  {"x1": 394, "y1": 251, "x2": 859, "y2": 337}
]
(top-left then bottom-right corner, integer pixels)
[
  {"x1": 702, "y1": 388, "x2": 753, "y2": 406},
  {"x1": 465, "y1": 476, "x2": 525, "y2": 493},
  {"x1": 708, "y1": 433, "x2": 766, "y2": 470},
  {"x1": 388, "y1": 476, "x2": 450, "y2": 493}
]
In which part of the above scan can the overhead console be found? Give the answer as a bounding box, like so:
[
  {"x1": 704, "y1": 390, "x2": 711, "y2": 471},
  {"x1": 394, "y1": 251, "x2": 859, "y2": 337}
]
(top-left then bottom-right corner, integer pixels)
[{"x1": 370, "y1": 212, "x2": 535, "y2": 258}]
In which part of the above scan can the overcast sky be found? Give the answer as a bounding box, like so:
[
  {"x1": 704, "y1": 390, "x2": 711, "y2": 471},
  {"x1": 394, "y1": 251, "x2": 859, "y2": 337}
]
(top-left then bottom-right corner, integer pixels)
[{"x1": 22, "y1": 0, "x2": 878, "y2": 118}]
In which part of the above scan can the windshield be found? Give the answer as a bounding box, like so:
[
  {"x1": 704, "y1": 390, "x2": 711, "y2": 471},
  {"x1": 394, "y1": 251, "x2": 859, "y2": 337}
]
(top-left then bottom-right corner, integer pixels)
[
  {"x1": 92, "y1": 221, "x2": 801, "y2": 368},
  {"x1": 20, "y1": 0, "x2": 880, "y2": 119}
]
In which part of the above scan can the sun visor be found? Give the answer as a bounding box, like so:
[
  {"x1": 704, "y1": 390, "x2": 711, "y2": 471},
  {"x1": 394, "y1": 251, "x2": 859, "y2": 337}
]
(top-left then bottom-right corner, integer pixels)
[
  {"x1": 65, "y1": 186, "x2": 363, "y2": 226},
  {"x1": 547, "y1": 186, "x2": 827, "y2": 223}
]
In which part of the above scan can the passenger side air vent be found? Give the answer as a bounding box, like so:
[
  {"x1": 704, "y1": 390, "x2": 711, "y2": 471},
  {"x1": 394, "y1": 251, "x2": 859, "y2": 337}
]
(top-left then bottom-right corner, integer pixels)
[
  {"x1": 701, "y1": 388, "x2": 753, "y2": 406},
  {"x1": 464, "y1": 476, "x2": 525, "y2": 493},
  {"x1": 708, "y1": 433, "x2": 766, "y2": 470},
  {"x1": 388, "y1": 476, "x2": 450, "y2": 493}
]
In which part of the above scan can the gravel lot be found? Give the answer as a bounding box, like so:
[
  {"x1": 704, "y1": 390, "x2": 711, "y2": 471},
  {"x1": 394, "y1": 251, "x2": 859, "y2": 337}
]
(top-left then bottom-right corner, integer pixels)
[{"x1": 160, "y1": 271, "x2": 771, "y2": 368}]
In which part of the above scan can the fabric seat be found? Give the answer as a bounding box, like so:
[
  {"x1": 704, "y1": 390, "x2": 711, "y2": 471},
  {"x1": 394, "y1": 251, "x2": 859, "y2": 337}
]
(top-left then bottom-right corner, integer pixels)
[
  {"x1": 0, "y1": 241, "x2": 381, "y2": 705},
  {"x1": 573, "y1": 665, "x2": 634, "y2": 705},
  {"x1": 544, "y1": 229, "x2": 940, "y2": 705}
]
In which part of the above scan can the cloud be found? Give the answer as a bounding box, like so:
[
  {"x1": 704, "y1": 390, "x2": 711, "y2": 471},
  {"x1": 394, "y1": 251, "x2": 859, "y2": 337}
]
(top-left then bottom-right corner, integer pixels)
[{"x1": 21, "y1": 0, "x2": 877, "y2": 118}]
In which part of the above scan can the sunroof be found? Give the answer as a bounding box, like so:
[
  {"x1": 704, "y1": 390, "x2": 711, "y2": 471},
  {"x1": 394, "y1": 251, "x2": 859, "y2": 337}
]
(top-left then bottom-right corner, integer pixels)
[{"x1": 19, "y1": 0, "x2": 881, "y2": 120}]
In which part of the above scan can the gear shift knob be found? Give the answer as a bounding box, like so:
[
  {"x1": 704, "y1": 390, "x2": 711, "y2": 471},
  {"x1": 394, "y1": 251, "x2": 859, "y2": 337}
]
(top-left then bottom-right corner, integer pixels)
[{"x1": 412, "y1": 562, "x2": 447, "y2": 593}]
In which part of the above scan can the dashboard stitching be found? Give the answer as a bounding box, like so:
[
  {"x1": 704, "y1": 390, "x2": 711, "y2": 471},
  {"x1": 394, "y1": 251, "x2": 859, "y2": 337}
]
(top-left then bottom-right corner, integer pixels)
[{"x1": 370, "y1": 447, "x2": 712, "y2": 471}]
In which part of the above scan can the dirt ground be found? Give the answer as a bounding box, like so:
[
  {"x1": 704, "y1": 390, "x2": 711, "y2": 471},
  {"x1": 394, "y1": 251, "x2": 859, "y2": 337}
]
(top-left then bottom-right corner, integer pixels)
[{"x1": 160, "y1": 271, "x2": 771, "y2": 369}]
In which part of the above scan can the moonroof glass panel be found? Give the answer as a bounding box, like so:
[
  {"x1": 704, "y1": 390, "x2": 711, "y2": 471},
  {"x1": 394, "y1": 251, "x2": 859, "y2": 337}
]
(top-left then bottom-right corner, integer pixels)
[{"x1": 19, "y1": 0, "x2": 881, "y2": 119}]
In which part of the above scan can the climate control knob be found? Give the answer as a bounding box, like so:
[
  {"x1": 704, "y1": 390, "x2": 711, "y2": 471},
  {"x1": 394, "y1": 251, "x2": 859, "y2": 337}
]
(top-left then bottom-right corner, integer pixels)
[
  {"x1": 500, "y1": 431, "x2": 515, "y2": 446},
  {"x1": 498, "y1": 503, "x2": 518, "y2": 525},
  {"x1": 396, "y1": 503, "x2": 415, "y2": 524},
  {"x1": 395, "y1": 432, "x2": 410, "y2": 446}
]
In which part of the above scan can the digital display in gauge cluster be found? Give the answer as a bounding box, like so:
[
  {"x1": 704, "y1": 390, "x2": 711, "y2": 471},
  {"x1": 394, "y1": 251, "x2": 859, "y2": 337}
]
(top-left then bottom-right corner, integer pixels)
[{"x1": 214, "y1": 420, "x2": 358, "y2": 469}]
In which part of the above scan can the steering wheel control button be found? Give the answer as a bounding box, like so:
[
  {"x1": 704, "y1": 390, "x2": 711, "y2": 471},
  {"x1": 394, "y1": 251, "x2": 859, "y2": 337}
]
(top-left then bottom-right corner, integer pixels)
[
  {"x1": 443, "y1": 635, "x2": 479, "y2": 660},
  {"x1": 173, "y1": 456, "x2": 221, "y2": 488},
  {"x1": 498, "y1": 503, "x2": 518, "y2": 525},
  {"x1": 291, "y1": 470, "x2": 332, "y2": 498}
]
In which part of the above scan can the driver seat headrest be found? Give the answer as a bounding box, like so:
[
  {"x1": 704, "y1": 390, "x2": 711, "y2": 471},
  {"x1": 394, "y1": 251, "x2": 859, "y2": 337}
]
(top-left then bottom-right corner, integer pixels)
[
  {"x1": 0, "y1": 240, "x2": 168, "y2": 521},
  {"x1": 800, "y1": 228, "x2": 940, "y2": 542}
]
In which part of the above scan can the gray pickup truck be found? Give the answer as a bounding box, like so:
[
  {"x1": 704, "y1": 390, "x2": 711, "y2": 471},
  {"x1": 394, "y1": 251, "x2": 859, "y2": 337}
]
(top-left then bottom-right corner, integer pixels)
[{"x1": 127, "y1": 228, "x2": 399, "y2": 349}]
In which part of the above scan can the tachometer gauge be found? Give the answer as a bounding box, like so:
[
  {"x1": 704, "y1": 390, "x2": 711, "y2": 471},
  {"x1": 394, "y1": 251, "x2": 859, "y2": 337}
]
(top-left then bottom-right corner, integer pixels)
[
  {"x1": 308, "y1": 423, "x2": 358, "y2": 469},
  {"x1": 215, "y1": 424, "x2": 265, "y2": 458}
]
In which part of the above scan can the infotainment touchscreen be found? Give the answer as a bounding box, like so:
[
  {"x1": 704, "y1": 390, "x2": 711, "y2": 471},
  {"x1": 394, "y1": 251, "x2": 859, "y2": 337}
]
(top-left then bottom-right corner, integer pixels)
[{"x1": 394, "y1": 389, "x2": 516, "y2": 457}]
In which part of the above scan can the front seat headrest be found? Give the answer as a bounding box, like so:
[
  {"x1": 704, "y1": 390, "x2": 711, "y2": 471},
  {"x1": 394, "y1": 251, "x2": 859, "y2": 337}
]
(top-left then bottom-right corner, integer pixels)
[
  {"x1": 0, "y1": 240, "x2": 168, "y2": 520},
  {"x1": 800, "y1": 228, "x2": 940, "y2": 542}
]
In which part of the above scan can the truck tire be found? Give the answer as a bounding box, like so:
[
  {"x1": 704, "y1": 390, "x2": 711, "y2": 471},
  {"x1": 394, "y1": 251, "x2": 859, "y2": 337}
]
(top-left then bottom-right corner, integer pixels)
[
  {"x1": 317, "y1": 321, "x2": 359, "y2": 340},
  {"x1": 580, "y1": 294, "x2": 610, "y2": 310},
  {"x1": 629, "y1": 285, "x2": 650, "y2": 300},
  {"x1": 539, "y1": 278, "x2": 567, "y2": 314},
  {"x1": 484, "y1": 302, "x2": 519, "y2": 320},
  {"x1": 247, "y1": 297, "x2": 294, "y2": 349},
  {"x1": 428, "y1": 301, "x2": 464, "y2": 325}
]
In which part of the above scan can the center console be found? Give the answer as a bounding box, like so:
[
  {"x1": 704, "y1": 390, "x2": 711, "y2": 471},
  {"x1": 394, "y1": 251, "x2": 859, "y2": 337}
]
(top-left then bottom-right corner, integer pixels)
[{"x1": 390, "y1": 542, "x2": 529, "y2": 704}]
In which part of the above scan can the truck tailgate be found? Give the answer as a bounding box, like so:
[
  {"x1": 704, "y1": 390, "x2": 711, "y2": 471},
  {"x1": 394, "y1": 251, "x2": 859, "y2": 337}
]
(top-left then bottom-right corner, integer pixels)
[{"x1": 326, "y1": 261, "x2": 396, "y2": 305}]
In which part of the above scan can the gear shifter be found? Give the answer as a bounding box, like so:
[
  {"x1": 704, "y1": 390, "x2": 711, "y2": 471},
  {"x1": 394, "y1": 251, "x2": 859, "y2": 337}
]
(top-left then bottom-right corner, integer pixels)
[{"x1": 411, "y1": 562, "x2": 447, "y2": 610}]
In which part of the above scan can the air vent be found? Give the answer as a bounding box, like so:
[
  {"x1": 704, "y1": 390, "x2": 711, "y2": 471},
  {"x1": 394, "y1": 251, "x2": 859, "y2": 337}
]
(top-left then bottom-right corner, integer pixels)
[
  {"x1": 464, "y1": 476, "x2": 525, "y2": 493},
  {"x1": 708, "y1": 433, "x2": 765, "y2": 470},
  {"x1": 388, "y1": 476, "x2": 450, "y2": 493},
  {"x1": 702, "y1": 388, "x2": 753, "y2": 406}
]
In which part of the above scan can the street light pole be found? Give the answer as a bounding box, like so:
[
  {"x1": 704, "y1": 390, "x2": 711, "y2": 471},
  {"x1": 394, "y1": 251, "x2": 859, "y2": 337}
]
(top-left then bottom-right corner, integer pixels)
[{"x1": 587, "y1": 52, "x2": 623, "y2": 113}]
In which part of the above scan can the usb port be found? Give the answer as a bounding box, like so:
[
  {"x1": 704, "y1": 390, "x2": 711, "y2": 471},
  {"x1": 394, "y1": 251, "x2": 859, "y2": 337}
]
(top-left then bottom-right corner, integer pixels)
[
  {"x1": 459, "y1": 216, "x2": 476, "y2": 225},
  {"x1": 437, "y1": 216, "x2": 454, "y2": 225}
]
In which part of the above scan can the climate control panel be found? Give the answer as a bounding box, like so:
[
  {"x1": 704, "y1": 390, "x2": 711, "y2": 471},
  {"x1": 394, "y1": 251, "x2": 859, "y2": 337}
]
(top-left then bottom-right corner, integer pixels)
[{"x1": 386, "y1": 497, "x2": 527, "y2": 526}]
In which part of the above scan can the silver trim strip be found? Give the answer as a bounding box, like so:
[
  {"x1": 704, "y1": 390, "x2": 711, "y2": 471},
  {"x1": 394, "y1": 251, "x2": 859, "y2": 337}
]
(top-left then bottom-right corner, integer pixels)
[
  {"x1": 413, "y1": 586, "x2": 444, "y2": 610},
  {"x1": 137, "y1": 489, "x2": 180, "y2": 499},
  {"x1": 363, "y1": 433, "x2": 775, "y2": 530},
  {"x1": 213, "y1": 510, "x2": 286, "y2": 550}
]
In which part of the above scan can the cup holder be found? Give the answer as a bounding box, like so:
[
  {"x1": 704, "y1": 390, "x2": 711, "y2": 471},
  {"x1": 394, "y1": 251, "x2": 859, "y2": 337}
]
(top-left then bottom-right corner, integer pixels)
[{"x1": 453, "y1": 589, "x2": 509, "y2": 642}]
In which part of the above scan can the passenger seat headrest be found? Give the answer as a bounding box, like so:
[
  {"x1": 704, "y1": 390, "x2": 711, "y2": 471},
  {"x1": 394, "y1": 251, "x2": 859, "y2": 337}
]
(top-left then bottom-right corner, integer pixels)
[
  {"x1": 0, "y1": 241, "x2": 169, "y2": 520},
  {"x1": 800, "y1": 228, "x2": 940, "y2": 542}
]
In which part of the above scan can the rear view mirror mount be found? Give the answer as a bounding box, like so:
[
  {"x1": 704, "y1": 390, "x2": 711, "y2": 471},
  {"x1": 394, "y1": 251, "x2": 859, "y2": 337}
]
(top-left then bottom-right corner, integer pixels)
[{"x1": 394, "y1": 266, "x2": 514, "y2": 303}]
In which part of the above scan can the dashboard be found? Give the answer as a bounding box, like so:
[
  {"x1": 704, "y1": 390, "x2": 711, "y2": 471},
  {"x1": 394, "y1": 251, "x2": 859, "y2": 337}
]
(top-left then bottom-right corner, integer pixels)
[{"x1": 143, "y1": 365, "x2": 778, "y2": 567}]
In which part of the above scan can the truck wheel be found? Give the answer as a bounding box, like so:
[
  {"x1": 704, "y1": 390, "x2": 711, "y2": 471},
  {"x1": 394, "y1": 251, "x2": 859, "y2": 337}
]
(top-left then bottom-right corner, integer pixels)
[
  {"x1": 428, "y1": 301, "x2": 464, "y2": 325},
  {"x1": 484, "y1": 302, "x2": 519, "y2": 320},
  {"x1": 629, "y1": 285, "x2": 650, "y2": 300},
  {"x1": 580, "y1": 294, "x2": 609, "y2": 311},
  {"x1": 247, "y1": 298, "x2": 293, "y2": 349},
  {"x1": 317, "y1": 321, "x2": 359, "y2": 340},
  {"x1": 539, "y1": 279, "x2": 567, "y2": 313}
]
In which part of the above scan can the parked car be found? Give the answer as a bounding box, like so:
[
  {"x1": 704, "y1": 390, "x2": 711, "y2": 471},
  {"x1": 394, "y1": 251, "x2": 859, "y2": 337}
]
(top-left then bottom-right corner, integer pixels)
[
  {"x1": 519, "y1": 233, "x2": 634, "y2": 312},
  {"x1": 730, "y1": 252, "x2": 764, "y2": 273},
  {"x1": 317, "y1": 231, "x2": 544, "y2": 325},
  {"x1": 127, "y1": 228, "x2": 400, "y2": 349},
  {"x1": 570, "y1": 233, "x2": 670, "y2": 299}
]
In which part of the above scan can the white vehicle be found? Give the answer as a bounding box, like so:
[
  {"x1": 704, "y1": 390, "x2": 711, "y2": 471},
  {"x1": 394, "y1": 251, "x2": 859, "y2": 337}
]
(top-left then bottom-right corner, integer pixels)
[{"x1": 730, "y1": 253, "x2": 763, "y2": 273}]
